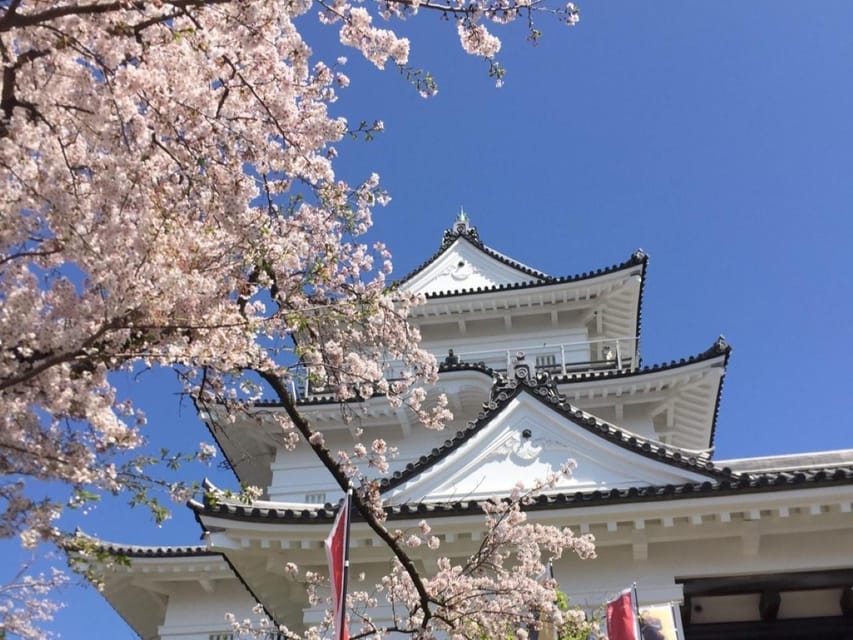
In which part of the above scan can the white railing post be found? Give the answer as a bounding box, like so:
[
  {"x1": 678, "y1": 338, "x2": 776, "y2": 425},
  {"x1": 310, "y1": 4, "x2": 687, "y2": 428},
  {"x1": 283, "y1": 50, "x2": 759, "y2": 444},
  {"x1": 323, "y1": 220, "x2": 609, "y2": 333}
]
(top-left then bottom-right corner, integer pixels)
[
  {"x1": 560, "y1": 344, "x2": 566, "y2": 375},
  {"x1": 615, "y1": 339, "x2": 623, "y2": 370}
]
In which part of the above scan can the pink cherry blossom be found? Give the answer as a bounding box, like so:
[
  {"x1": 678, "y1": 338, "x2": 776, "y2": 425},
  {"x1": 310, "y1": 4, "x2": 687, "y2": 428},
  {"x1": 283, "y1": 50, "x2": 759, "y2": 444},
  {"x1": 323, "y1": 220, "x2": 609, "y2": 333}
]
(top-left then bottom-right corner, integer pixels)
[{"x1": 0, "y1": 0, "x2": 583, "y2": 635}]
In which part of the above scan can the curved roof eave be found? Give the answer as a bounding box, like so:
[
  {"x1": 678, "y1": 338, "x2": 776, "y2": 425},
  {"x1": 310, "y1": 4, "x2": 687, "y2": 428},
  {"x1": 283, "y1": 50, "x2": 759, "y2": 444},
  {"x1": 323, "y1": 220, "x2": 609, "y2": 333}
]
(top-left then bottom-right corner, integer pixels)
[
  {"x1": 393, "y1": 217, "x2": 648, "y2": 303},
  {"x1": 76, "y1": 530, "x2": 246, "y2": 640},
  {"x1": 73, "y1": 529, "x2": 222, "y2": 560},
  {"x1": 289, "y1": 361, "x2": 496, "y2": 407},
  {"x1": 189, "y1": 466, "x2": 853, "y2": 526},
  {"x1": 709, "y1": 343, "x2": 731, "y2": 449},
  {"x1": 556, "y1": 338, "x2": 731, "y2": 452},
  {"x1": 412, "y1": 251, "x2": 646, "y2": 301},
  {"x1": 286, "y1": 341, "x2": 728, "y2": 409},
  {"x1": 91, "y1": 541, "x2": 220, "y2": 559},
  {"x1": 553, "y1": 337, "x2": 730, "y2": 385},
  {"x1": 634, "y1": 252, "x2": 649, "y2": 361}
]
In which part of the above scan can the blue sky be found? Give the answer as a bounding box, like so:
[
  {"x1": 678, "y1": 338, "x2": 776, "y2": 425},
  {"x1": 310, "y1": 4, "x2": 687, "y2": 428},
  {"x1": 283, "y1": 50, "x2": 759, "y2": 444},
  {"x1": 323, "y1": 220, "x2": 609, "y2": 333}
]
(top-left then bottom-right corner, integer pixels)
[{"x1": 36, "y1": 1, "x2": 853, "y2": 637}]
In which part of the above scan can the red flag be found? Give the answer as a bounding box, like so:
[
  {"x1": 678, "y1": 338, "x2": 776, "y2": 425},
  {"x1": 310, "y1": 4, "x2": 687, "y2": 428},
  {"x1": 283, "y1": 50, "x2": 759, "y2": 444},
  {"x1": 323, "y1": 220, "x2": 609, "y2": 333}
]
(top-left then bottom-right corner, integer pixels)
[
  {"x1": 325, "y1": 492, "x2": 351, "y2": 640},
  {"x1": 606, "y1": 587, "x2": 640, "y2": 640}
]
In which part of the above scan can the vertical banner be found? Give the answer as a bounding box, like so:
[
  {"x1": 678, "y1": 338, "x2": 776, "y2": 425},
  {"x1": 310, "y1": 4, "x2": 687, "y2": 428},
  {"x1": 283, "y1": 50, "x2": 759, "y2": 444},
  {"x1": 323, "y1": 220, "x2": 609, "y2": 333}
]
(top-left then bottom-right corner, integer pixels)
[
  {"x1": 637, "y1": 603, "x2": 684, "y2": 640},
  {"x1": 325, "y1": 490, "x2": 352, "y2": 640},
  {"x1": 606, "y1": 587, "x2": 640, "y2": 640}
]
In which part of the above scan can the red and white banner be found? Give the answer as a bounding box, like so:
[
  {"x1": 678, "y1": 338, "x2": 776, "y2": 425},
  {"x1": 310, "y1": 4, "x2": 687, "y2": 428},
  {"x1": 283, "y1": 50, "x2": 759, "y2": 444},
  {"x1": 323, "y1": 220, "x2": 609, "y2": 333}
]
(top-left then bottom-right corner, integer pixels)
[
  {"x1": 605, "y1": 587, "x2": 640, "y2": 640},
  {"x1": 325, "y1": 492, "x2": 351, "y2": 640}
]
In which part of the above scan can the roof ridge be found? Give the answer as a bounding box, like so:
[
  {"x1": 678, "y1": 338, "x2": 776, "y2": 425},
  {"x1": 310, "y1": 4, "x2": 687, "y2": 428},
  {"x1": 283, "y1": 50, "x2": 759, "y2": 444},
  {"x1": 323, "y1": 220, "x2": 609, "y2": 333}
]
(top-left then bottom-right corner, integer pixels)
[
  {"x1": 415, "y1": 251, "x2": 644, "y2": 299},
  {"x1": 72, "y1": 529, "x2": 219, "y2": 558}
]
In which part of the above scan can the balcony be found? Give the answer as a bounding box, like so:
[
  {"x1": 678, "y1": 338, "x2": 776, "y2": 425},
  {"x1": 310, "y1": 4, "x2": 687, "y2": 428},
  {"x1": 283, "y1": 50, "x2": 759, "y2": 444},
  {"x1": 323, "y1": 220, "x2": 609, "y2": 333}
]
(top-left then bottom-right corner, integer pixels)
[
  {"x1": 439, "y1": 336, "x2": 639, "y2": 377},
  {"x1": 299, "y1": 337, "x2": 639, "y2": 399}
]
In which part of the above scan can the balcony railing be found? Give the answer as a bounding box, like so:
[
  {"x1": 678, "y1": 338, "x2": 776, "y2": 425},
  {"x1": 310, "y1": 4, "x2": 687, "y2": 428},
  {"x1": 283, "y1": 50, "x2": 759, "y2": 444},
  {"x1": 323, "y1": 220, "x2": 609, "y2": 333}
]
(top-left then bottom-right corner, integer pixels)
[
  {"x1": 443, "y1": 336, "x2": 639, "y2": 377},
  {"x1": 298, "y1": 337, "x2": 639, "y2": 398}
]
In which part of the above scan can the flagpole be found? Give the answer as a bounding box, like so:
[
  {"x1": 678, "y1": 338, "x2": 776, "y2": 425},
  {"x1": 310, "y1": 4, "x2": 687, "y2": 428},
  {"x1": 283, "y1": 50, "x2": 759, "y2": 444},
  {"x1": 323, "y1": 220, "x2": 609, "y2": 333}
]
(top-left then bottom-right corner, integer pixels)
[
  {"x1": 631, "y1": 583, "x2": 641, "y2": 640},
  {"x1": 338, "y1": 485, "x2": 353, "y2": 640}
]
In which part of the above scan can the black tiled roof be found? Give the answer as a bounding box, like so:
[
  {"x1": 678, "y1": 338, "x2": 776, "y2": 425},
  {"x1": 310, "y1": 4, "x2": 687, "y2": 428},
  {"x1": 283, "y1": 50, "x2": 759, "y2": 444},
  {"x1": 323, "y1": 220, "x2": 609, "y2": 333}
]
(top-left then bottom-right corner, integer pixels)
[
  {"x1": 418, "y1": 252, "x2": 646, "y2": 300},
  {"x1": 634, "y1": 251, "x2": 649, "y2": 364},
  {"x1": 98, "y1": 543, "x2": 220, "y2": 558},
  {"x1": 708, "y1": 337, "x2": 731, "y2": 449},
  {"x1": 74, "y1": 530, "x2": 221, "y2": 558},
  {"x1": 394, "y1": 218, "x2": 646, "y2": 300},
  {"x1": 189, "y1": 465, "x2": 853, "y2": 525}
]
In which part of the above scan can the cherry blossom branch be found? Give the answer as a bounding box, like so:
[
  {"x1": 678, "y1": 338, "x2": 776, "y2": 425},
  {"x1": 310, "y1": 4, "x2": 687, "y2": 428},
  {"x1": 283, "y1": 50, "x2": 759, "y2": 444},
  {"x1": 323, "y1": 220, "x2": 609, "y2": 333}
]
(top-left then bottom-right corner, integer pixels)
[
  {"x1": 0, "y1": 0, "x2": 233, "y2": 31},
  {"x1": 0, "y1": 317, "x2": 126, "y2": 393},
  {"x1": 0, "y1": 1, "x2": 584, "y2": 636},
  {"x1": 220, "y1": 55, "x2": 301, "y2": 152},
  {"x1": 382, "y1": 0, "x2": 549, "y2": 17},
  {"x1": 0, "y1": 564, "x2": 67, "y2": 640},
  {"x1": 0, "y1": 312, "x2": 266, "y2": 394}
]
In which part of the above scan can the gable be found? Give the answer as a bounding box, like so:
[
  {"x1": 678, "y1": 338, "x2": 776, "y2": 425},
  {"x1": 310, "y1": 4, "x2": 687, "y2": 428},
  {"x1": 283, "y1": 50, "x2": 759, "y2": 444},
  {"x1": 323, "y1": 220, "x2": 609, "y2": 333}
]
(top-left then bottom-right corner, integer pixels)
[
  {"x1": 402, "y1": 237, "x2": 547, "y2": 297},
  {"x1": 386, "y1": 393, "x2": 714, "y2": 505}
]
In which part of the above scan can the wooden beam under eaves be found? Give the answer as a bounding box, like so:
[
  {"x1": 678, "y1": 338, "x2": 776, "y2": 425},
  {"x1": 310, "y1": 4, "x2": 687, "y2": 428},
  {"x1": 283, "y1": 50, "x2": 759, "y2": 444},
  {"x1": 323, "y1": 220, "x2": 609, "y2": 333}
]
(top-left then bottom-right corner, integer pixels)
[
  {"x1": 759, "y1": 589, "x2": 781, "y2": 622},
  {"x1": 680, "y1": 569, "x2": 853, "y2": 597},
  {"x1": 840, "y1": 585, "x2": 853, "y2": 618}
]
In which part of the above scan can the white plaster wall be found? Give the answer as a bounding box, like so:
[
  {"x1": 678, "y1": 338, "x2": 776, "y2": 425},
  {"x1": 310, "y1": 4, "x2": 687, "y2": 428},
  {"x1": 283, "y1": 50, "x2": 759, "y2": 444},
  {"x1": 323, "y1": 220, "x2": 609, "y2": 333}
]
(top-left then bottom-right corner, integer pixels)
[
  {"x1": 267, "y1": 420, "x2": 474, "y2": 502},
  {"x1": 551, "y1": 524, "x2": 853, "y2": 616},
  {"x1": 574, "y1": 403, "x2": 657, "y2": 440},
  {"x1": 285, "y1": 517, "x2": 853, "y2": 634},
  {"x1": 159, "y1": 579, "x2": 259, "y2": 639},
  {"x1": 421, "y1": 326, "x2": 590, "y2": 372}
]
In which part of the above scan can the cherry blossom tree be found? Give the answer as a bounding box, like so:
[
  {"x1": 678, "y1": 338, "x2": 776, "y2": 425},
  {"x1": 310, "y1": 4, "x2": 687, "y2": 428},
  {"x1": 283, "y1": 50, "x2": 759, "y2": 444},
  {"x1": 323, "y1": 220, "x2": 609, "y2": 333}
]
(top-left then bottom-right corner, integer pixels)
[{"x1": 0, "y1": 0, "x2": 587, "y2": 637}]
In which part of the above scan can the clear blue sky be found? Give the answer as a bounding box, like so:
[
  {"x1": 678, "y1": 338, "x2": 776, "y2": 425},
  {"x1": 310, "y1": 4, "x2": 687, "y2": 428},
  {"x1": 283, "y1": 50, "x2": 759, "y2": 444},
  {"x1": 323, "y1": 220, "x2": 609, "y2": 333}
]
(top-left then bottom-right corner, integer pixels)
[{"x1": 36, "y1": 1, "x2": 853, "y2": 636}]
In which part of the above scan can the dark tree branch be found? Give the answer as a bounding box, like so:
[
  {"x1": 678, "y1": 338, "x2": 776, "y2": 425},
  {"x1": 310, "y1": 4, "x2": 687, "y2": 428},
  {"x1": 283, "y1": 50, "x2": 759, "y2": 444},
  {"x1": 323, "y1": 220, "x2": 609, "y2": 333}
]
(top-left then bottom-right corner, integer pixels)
[
  {"x1": 0, "y1": 0, "x2": 233, "y2": 32},
  {"x1": 256, "y1": 369, "x2": 435, "y2": 630},
  {"x1": 1, "y1": 48, "x2": 49, "y2": 135},
  {"x1": 0, "y1": 318, "x2": 124, "y2": 393}
]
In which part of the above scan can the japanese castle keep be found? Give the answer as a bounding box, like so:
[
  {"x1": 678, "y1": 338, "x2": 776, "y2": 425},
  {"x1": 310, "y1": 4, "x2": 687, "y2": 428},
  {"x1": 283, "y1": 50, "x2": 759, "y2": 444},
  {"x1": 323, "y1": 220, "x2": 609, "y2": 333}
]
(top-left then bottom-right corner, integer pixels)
[{"x1": 94, "y1": 216, "x2": 853, "y2": 640}]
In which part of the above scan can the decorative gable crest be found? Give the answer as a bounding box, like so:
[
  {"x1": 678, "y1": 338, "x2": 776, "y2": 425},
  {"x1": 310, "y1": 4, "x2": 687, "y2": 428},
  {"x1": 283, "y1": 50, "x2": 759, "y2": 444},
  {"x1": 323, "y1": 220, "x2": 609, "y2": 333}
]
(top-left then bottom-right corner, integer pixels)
[
  {"x1": 485, "y1": 352, "x2": 564, "y2": 411},
  {"x1": 441, "y1": 210, "x2": 483, "y2": 248}
]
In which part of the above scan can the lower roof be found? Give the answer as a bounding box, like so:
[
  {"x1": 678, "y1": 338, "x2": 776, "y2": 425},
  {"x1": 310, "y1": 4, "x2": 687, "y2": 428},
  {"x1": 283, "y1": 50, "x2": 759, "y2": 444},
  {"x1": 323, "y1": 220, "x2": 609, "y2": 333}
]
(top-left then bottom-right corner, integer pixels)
[{"x1": 189, "y1": 461, "x2": 853, "y2": 525}]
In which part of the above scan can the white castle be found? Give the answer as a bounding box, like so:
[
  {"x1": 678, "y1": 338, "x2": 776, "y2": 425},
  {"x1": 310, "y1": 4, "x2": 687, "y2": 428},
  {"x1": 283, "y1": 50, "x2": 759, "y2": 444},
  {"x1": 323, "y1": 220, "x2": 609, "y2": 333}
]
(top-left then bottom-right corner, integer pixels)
[{"x1": 95, "y1": 215, "x2": 853, "y2": 640}]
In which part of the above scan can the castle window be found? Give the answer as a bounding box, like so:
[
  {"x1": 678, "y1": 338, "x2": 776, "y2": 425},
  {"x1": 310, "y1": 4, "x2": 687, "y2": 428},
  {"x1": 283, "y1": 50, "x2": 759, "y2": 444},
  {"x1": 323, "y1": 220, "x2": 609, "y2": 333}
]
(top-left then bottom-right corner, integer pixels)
[
  {"x1": 305, "y1": 491, "x2": 327, "y2": 504},
  {"x1": 535, "y1": 353, "x2": 557, "y2": 372}
]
